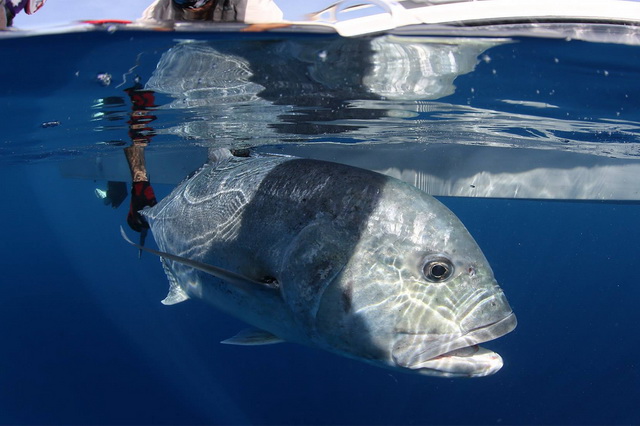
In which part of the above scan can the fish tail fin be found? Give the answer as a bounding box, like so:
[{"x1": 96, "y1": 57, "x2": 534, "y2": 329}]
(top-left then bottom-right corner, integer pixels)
[
  {"x1": 161, "y1": 258, "x2": 190, "y2": 305},
  {"x1": 120, "y1": 226, "x2": 190, "y2": 305}
]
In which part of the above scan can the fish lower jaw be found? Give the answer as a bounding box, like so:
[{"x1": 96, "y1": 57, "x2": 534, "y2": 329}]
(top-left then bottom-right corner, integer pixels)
[
  {"x1": 391, "y1": 312, "x2": 516, "y2": 377},
  {"x1": 411, "y1": 345, "x2": 504, "y2": 378}
]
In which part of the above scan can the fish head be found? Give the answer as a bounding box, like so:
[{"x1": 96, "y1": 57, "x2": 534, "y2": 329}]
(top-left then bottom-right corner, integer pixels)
[{"x1": 315, "y1": 179, "x2": 516, "y2": 378}]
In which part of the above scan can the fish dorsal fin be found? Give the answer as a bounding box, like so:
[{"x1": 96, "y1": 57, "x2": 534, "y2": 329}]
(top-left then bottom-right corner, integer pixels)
[
  {"x1": 207, "y1": 147, "x2": 234, "y2": 164},
  {"x1": 120, "y1": 226, "x2": 278, "y2": 296},
  {"x1": 221, "y1": 327, "x2": 285, "y2": 346},
  {"x1": 160, "y1": 258, "x2": 190, "y2": 305}
]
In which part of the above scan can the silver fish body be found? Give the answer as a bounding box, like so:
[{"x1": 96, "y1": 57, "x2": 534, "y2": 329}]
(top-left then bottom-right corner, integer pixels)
[{"x1": 141, "y1": 151, "x2": 516, "y2": 377}]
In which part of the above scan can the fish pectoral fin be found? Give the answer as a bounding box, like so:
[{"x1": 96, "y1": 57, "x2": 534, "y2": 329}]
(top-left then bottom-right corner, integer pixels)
[
  {"x1": 220, "y1": 328, "x2": 285, "y2": 346},
  {"x1": 120, "y1": 226, "x2": 278, "y2": 296}
]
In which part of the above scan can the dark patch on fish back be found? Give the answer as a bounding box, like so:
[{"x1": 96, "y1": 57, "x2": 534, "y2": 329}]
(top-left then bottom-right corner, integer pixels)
[
  {"x1": 223, "y1": 157, "x2": 388, "y2": 308},
  {"x1": 248, "y1": 158, "x2": 388, "y2": 235}
]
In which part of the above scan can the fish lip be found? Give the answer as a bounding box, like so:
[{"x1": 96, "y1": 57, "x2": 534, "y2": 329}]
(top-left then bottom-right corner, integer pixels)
[
  {"x1": 464, "y1": 311, "x2": 518, "y2": 338},
  {"x1": 392, "y1": 312, "x2": 517, "y2": 376}
]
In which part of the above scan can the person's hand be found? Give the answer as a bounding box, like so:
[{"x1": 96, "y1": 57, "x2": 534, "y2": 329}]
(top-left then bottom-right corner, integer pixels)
[{"x1": 127, "y1": 181, "x2": 157, "y2": 232}]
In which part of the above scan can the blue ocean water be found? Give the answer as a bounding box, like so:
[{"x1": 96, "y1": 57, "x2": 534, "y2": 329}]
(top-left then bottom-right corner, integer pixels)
[{"x1": 1, "y1": 29, "x2": 639, "y2": 424}]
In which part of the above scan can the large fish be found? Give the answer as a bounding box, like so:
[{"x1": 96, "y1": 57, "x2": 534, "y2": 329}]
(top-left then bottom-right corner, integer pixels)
[{"x1": 125, "y1": 149, "x2": 516, "y2": 378}]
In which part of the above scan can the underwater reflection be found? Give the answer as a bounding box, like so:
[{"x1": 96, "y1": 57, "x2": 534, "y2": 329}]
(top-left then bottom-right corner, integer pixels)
[
  {"x1": 57, "y1": 33, "x2": 640, "y2": 202},
  {"x1": 143, "y1": 36, "x2": 506, "y2": 144}
]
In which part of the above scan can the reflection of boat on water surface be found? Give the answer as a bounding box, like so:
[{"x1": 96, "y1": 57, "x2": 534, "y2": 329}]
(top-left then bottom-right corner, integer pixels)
[
  {"x1": 49, "y1": 31, "x2": 640, "y2": 201},
  {"x1": 61, "y1": 142, "x2": 640, "y2": 201}
]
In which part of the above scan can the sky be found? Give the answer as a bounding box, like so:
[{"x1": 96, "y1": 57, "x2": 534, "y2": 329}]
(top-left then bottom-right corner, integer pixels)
[{"x1": 13, "y1": 0, "x2": 332, "y2": 28}]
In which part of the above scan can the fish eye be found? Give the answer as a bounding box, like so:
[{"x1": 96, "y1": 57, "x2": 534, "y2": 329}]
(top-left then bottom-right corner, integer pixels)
[{"x1": 422, "y1": 256, "x2": 454, "y2": 283}]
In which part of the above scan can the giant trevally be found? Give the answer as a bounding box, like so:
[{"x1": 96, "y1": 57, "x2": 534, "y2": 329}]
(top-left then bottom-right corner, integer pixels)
[{"x1": 123, "y1": 149, "x2": 516, "y2": 378}]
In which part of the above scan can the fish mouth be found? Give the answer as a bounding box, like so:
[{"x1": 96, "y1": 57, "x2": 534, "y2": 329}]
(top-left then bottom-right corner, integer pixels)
[{"x1": 392, "y1": 312, "x2": 517, "y2": 378}]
